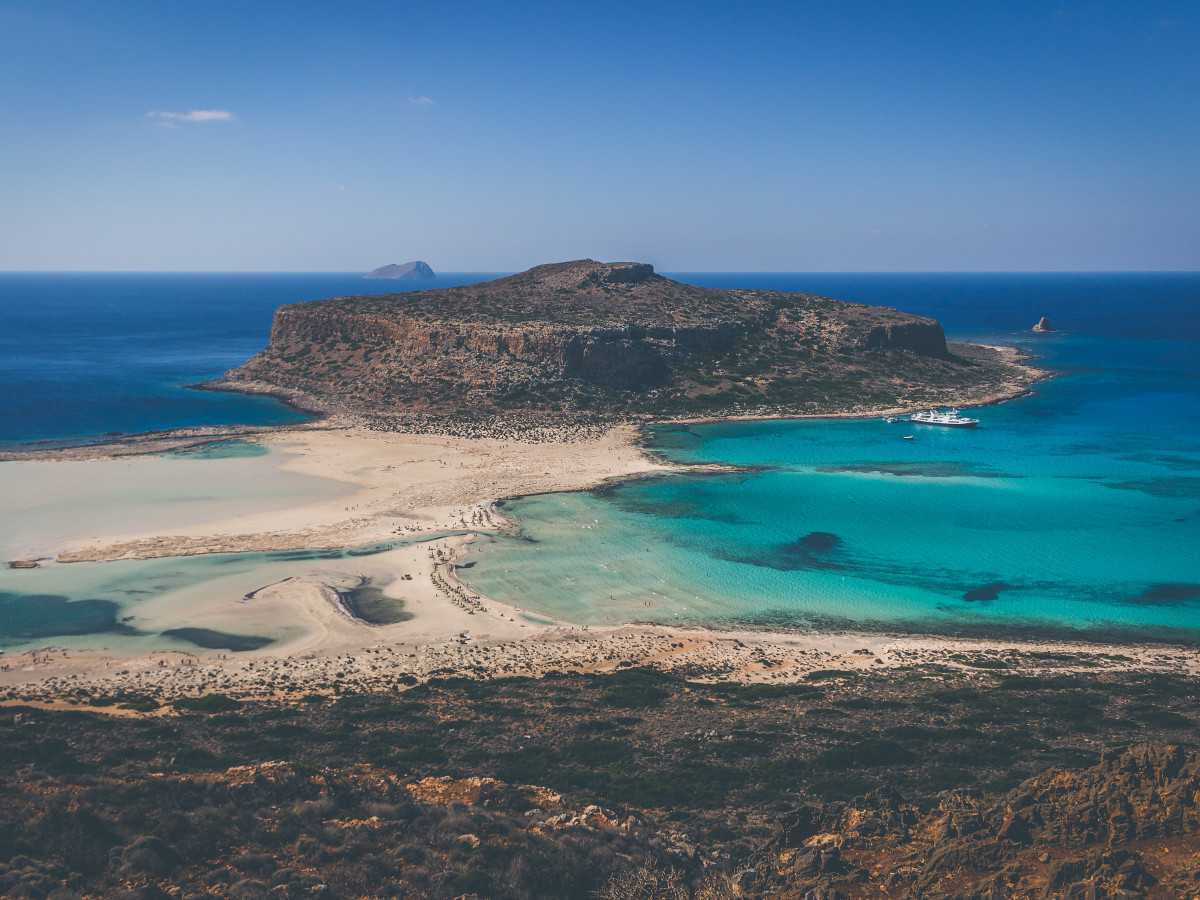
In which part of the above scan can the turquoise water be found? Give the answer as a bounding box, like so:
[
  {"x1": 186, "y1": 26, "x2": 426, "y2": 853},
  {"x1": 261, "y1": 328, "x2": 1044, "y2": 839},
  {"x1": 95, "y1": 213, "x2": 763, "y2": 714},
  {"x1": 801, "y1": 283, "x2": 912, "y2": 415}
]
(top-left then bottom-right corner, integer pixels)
[
  {"x1": 1, "y1": 272, "x2": 1197, "y2": 648},
  {"x1": 0, "y1": 537, "x2": 450, "y2": 653},
  {"x1": 162, "y1": 439, "x2": 270, "y2": 459},
  {"x1": 462, "y1": 287, "x2": 1200, "y2": 643}
]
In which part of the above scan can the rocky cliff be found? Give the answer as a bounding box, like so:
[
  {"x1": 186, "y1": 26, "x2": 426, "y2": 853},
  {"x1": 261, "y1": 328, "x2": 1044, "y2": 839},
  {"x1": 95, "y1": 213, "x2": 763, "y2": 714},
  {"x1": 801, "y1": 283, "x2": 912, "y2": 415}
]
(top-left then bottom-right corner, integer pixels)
[{"x1": 212, "y1": 259, "x2": 1038, "y2": 427}]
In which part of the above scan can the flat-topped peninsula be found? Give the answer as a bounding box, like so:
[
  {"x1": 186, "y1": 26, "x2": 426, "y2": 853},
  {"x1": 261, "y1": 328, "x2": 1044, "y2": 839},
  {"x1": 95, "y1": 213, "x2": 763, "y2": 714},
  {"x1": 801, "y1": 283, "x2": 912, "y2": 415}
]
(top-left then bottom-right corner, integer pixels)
[{"x1": 210, "y1": 259, "x2": 1041, "y2": 429}]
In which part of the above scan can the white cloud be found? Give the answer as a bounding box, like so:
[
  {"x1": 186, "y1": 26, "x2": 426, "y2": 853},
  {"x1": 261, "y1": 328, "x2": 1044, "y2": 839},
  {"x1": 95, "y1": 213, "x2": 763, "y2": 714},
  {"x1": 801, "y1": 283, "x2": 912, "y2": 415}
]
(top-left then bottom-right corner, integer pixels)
[
  {"x1": 407, "y1": 96, "x2": 436, "y2": 106},
  {"x1": 146, "y1": 109, "x2": 236, "y2": 123}
]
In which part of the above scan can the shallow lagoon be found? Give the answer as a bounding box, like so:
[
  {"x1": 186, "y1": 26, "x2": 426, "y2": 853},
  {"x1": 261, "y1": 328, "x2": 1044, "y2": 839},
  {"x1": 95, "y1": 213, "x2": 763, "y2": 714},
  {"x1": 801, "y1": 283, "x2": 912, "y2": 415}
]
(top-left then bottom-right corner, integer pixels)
[
  {"x1": 463, "y1": 327, "x2": 1200, "y2": 643},
  {"x1": 2, "y1": 273, "x2": 1197, "y2": 650},
  {"x1": 0, "y1": 539, "x2": 438, "y2": 654},
  {"x1": 0, "y1": 445, "x2": 352, "y2": 561},
  {"x1": 0, "y1": 444, "x2": 409, "y2": 655}
]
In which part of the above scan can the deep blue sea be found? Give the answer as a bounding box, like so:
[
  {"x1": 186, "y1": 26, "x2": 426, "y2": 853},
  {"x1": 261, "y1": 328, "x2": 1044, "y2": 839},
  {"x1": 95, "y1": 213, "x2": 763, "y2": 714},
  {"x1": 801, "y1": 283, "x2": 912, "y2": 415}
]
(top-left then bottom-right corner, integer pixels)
[
  {"x1": 0, "y1": 272, "x2": 502, "y2": 449},
  {"x1": 1, "y1": 271, "x2": 1198, "y2": 647}
]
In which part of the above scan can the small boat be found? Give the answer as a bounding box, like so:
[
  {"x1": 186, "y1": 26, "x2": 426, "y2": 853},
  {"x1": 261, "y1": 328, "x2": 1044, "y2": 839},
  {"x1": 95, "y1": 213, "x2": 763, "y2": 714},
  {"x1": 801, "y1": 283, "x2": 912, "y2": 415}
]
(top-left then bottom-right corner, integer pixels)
[
  {"x1": 908, "y1": 408, "x2": 979, "y2": 428},
  {"x1": 902, "y1": 435, "x2": 915, "y2": 440},
  {"x1": 884, "y1": 416, "x2": 899, "y2": 423}
]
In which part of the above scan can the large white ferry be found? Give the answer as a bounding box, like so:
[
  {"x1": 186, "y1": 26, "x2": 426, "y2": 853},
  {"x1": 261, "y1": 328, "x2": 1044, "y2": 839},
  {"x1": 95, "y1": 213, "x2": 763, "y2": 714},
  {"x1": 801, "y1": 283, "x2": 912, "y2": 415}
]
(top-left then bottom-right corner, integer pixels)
[{"x1": 908, "y1": 408, "x2": 980, "y2": 428}]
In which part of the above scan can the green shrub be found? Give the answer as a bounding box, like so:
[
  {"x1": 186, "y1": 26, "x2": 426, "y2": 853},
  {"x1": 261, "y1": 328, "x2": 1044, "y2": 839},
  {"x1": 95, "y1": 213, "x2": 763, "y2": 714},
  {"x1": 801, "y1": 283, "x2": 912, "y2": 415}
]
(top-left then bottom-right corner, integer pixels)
[
  {"x1": 815, "y1": 739, "x2": 915, "y2": 769},
  {"x1": 598, "y1": 668, "x2": 676, "y2": 709},
  {"x1": 172, "y1": 694, "x2": 240, "y2": 713},
  {"x1": 803, "y1": 670, "x2": 860, "y2": 682}
]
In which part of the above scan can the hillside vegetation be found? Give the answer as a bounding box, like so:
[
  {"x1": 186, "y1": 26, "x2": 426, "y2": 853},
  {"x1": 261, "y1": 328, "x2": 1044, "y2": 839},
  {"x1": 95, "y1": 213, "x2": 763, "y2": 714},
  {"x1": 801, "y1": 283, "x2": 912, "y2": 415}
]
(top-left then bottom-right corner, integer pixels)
[{"x1": 4, "y1": 663, "x2": 1200, "y2": 898}]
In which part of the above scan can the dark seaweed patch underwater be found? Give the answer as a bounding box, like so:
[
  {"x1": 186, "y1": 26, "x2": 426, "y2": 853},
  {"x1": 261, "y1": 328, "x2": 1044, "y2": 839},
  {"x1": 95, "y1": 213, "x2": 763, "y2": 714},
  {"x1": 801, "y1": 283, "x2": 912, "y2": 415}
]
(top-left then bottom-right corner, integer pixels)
[
  {"x1": 0, "y1": 592, "x2": 135, "y2": 643},
  {"x1": 1131, "y1": 584, "x2": 1200, "y2": 606},
  {"x1": 161, "y1": 627, "x2": 273, "y2": 652}
]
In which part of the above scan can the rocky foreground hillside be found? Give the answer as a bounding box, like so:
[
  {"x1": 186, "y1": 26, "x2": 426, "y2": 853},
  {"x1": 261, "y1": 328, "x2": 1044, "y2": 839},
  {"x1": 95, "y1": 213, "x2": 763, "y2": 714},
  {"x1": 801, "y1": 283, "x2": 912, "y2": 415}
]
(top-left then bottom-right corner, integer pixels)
[
  {"x1": 211, "y1": 260, "x2": 1039, "y2": 429},
  {"x1": 6, "y1": 663, "x2": 1200, "y2": 898}
]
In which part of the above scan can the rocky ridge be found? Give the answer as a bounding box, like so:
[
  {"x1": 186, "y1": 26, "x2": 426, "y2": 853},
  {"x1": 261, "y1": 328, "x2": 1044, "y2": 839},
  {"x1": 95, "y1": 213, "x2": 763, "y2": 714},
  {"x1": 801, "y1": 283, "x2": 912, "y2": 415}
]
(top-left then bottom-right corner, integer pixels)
[{"x1": 211, "y1": 259, "x2": 1041, "y2": 427}]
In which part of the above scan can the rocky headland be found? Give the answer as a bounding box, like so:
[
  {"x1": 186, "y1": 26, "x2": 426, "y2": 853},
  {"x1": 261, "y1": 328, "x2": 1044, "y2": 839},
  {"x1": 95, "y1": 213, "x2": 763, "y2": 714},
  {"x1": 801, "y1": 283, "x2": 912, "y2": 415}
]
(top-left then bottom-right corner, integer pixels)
[{"x1": 209, "y1": 259, "x2": 1043, "y2": 430}]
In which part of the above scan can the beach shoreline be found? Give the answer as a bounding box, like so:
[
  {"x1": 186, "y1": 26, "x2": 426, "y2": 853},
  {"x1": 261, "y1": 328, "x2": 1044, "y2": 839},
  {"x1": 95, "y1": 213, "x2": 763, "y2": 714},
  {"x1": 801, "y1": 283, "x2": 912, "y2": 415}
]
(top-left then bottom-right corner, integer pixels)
[
  {"x1": 5, "y1": 351, "x2": 1151, "y2": 703},
  {"x1": 5, "y1": 603, "x2": 1199, "y2": 706}
]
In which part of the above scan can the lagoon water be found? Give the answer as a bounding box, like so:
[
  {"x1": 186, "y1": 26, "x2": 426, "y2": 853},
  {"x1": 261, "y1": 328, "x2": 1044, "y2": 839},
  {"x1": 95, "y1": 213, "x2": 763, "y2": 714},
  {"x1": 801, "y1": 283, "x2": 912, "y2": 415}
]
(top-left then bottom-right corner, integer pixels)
[
  {"x1": 1, "y1": 272, "x2": 1198, "y2": 649},
  {"x1": 0, "y1": 538, "x2": 443, "y2": 654},
  {"x1": 0, "y1": 444, "x2": 351, "y2": 562},
  {"x1": 462, "y1": 274, "x2": 1200, "y2": 643}
]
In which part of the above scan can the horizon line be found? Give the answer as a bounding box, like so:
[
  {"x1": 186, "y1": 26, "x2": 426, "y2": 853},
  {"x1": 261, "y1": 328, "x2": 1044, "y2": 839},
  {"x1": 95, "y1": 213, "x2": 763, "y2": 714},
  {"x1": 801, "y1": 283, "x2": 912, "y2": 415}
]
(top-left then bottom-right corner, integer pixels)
[{"x1": 2, "y1": 268, "x2": 1199, "y2": 276}]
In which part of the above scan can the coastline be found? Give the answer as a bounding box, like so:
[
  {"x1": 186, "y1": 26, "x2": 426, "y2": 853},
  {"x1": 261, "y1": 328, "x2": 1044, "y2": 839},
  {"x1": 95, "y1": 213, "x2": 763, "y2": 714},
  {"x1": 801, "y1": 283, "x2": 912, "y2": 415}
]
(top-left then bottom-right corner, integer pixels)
[
  {"x1": 6, "y1": 604, "x2": 1199, "y2": 706},
  {"x1": 9, "y1": 343, "x2": 1165, "y2": 704},
  {"x1": 648, "y1": 343, "x2": 1050, "y2": 428}
]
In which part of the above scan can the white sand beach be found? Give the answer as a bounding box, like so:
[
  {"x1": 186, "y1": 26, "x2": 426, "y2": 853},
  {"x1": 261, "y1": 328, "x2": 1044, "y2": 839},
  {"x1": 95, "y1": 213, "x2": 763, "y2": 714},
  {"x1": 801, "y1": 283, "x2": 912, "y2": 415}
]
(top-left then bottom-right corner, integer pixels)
[
  {"x1": 3, "y1": 419, "x2": 1197, "y2": 704},
  {"x1": 42, "y1": 423, "x2": 666, "y2": 562}
]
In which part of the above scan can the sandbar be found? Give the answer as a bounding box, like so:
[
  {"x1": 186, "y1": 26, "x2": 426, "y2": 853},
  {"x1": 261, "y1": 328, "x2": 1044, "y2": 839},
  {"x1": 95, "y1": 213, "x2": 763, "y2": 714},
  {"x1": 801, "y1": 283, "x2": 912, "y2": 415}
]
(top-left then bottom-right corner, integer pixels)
[{"x1": 4, "y1": 392, "x2": 1194, "y2": 703}]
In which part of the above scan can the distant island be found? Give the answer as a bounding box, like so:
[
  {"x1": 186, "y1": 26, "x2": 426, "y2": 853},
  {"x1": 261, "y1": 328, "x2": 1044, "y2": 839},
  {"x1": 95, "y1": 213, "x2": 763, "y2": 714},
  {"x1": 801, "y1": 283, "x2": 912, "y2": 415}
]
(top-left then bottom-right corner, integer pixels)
[
  {"x1": 212, "y1": 259, "x2": 1042, "y2": 432},
  {"x1": 364, "y1": 260, "x2": 436, "y2": 279}
]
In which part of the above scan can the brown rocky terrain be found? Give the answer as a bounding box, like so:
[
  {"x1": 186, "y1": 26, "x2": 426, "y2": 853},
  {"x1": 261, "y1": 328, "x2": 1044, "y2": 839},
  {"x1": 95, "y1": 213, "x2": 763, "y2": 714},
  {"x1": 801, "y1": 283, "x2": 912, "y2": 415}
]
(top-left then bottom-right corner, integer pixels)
[
  {"x1": 5, "y1": 664, "x2": 1200, "y2": 899},
  {"x1": 210, "y1": 260, "x2": 1042, "y2": 428},
  {"x1": 747, "y1": 744, "x2": 1200, "y2": 899}
]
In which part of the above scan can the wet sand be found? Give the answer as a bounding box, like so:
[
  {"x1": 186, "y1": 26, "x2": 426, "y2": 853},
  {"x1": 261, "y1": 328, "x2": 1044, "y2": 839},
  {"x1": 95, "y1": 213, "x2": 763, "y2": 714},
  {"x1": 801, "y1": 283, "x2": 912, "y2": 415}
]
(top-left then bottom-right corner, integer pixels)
[{"x1": 41, "y1": 423, "x2": 666, "y2": 563}]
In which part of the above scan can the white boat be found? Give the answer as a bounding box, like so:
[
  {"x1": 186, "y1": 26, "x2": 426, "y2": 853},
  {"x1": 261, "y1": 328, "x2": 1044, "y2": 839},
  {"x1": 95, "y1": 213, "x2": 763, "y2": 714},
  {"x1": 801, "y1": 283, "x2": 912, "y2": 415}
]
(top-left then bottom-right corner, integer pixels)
[
  {"x1": 908, "y1": 408, "x2": 979, "y2": 428},
  {"x1": 883, "y1": 416, "x2": 899, "y2": 423}
]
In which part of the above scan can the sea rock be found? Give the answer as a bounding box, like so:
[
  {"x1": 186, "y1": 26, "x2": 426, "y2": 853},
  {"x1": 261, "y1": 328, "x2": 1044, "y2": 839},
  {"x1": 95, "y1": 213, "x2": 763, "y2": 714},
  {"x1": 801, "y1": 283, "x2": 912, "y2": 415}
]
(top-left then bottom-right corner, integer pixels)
[
  {"x1": 1032, "y1": 316, "x2": 1054, "y2": 332},
  {"x1": 7, "y1": 560, "x2": 38, "y2": 569},
  {"x1": 364, "y1": 261, "x2": 436, "y2": 279}
]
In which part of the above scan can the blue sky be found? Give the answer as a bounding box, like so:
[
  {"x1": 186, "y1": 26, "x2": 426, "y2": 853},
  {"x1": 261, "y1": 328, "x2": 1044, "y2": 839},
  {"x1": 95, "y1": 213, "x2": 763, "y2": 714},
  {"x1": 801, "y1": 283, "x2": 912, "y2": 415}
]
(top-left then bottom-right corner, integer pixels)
[{"x1": 1, "y1": 1, "x2": 1197, "y2": 271}]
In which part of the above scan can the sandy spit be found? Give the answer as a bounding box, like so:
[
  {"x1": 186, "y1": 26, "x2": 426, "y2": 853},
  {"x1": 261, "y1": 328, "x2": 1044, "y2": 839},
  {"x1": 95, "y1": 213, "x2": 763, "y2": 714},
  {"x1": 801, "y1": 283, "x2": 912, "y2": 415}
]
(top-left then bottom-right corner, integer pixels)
[{"x1": 10, "y1": 361, "x2": 1179, "y2": 703}]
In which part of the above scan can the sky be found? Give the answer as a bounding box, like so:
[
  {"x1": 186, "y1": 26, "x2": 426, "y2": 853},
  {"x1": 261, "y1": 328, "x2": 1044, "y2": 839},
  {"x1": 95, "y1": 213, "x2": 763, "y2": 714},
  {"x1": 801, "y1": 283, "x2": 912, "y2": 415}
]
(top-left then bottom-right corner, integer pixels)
[{"x1": 0, "y1": 1, "x2": 1197, "y2": 272}]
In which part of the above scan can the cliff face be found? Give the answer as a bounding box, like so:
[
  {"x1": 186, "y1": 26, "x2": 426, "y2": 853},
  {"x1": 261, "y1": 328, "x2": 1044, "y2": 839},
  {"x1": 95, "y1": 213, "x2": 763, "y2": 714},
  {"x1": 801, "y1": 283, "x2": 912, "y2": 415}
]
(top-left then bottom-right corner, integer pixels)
[
  {"x1": 212, "y1": 259, "x2": 1031, "y2": 426},
  {"x1": 829, "y1": 319, "x2": 950, "y2": 356},
  {"x1": 265, "y1": 304, "x2": 751, "y2": 386}
]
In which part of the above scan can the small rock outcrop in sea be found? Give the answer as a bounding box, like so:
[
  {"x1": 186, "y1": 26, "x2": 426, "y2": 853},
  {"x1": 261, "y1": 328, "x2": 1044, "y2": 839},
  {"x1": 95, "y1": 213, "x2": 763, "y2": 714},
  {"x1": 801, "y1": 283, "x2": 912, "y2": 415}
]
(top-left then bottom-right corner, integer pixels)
[
  {"x1": 7, "y1": 559, "x2": 39, "y2": 569},
  {"x1": 364, "y1": 261, "x2": 436, "y2": 280},
  {"x1": 1032, "y1": 316, "x2": 1054, "y2": 332}
]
